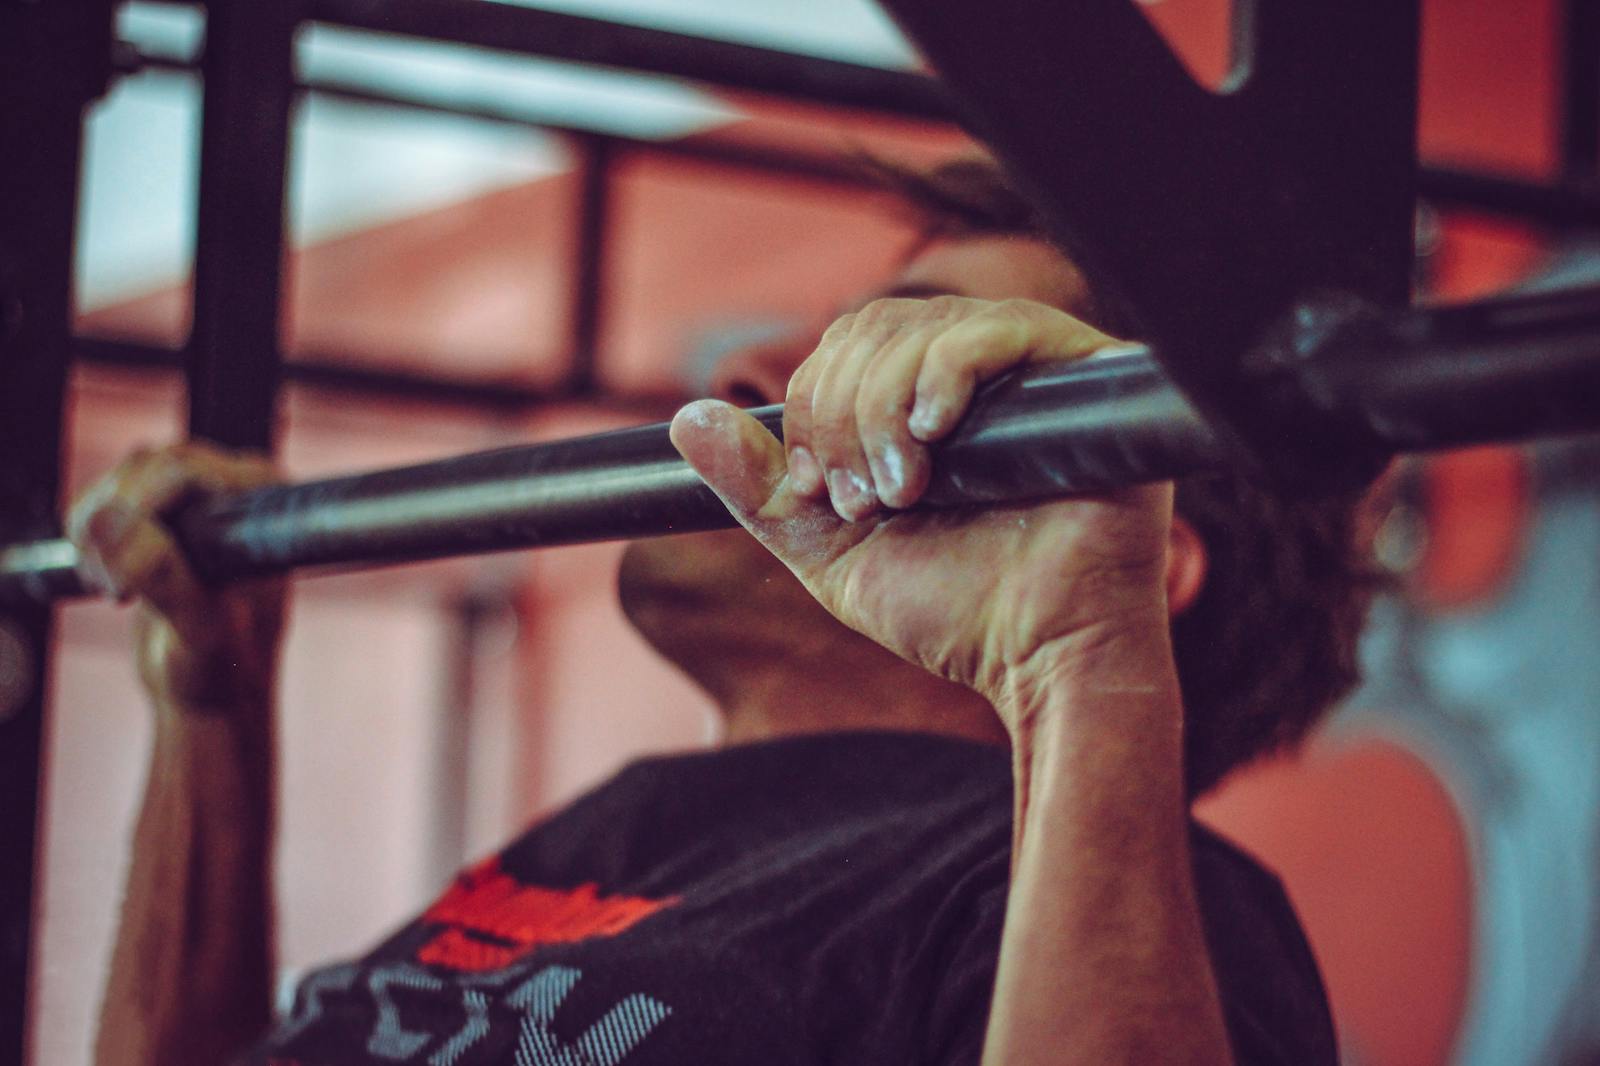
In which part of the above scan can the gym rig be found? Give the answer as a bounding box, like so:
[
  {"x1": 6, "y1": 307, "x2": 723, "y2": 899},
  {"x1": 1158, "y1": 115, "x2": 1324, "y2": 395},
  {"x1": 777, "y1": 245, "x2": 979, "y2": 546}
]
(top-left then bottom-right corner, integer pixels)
[{"x1": 3, "y1": 2, "x2": 1600, "y2": 1061}]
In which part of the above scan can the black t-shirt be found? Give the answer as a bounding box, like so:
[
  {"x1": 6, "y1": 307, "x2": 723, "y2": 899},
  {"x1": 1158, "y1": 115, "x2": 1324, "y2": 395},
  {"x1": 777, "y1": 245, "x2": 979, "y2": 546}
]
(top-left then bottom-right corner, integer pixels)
[{"x1": 241, "y1": 731, "x2": 1336, "y2": 1065}]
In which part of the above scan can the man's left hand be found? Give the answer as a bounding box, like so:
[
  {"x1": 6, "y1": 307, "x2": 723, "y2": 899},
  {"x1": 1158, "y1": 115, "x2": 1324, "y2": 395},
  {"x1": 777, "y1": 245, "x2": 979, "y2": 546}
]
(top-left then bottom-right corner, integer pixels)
[{"x1": 670, "y1": 295, "x2": 1173, "y2": 720}]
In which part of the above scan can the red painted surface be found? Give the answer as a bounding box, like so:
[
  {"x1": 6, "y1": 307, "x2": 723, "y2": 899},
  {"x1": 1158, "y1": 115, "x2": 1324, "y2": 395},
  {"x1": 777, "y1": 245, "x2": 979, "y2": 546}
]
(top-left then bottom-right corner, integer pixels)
[{"x1": 1201, "y1": 741, "x2": 1475, "y2": 1066}]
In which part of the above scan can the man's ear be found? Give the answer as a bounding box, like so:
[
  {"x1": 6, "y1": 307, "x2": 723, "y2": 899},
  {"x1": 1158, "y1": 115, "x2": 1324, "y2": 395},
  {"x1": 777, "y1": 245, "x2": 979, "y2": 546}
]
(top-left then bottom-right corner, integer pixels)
[{"x1": 1167, "y1": 515, "x2": 1208, "y2": 617}]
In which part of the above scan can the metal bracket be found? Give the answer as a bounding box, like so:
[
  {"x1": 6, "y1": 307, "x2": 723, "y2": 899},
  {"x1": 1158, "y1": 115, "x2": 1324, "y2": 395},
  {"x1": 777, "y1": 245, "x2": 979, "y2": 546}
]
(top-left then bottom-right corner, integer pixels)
[{"x1": 878, "y1": 0, "x2": 1421, "y2": 490}]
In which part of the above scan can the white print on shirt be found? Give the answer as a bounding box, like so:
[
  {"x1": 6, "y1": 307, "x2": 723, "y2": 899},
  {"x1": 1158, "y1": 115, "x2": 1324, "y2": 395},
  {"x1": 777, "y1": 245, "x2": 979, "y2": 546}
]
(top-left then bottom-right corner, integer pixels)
[{"x1": 276, "y1": 959, "x2": 672, "y2": 1065}]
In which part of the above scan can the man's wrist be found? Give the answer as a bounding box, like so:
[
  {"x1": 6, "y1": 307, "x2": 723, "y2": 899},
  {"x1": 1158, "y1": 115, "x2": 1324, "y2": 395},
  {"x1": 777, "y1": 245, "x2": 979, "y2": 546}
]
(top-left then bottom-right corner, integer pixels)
[
  {"x1": 988, "y1": 610, "x2": 1184, "y2": 799},
  {"x1": 997, "y1": 606, "x2": 1174, "y2": 717}
]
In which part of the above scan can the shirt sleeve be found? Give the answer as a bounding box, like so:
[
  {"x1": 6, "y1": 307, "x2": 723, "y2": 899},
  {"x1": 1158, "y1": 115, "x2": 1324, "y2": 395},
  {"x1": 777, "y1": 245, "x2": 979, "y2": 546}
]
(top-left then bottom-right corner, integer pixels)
[{"x1": 1193, "y1": 827, "x2": 1341, "y2": 1066}]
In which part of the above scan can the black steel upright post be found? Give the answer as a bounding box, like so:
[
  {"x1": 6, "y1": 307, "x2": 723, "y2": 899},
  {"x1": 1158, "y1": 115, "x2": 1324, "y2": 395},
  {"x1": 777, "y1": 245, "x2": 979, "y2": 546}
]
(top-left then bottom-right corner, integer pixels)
[
  {"x1": 0, "y1": 3, "x2": 115, "y2": 1062},
  {"x1": 1564, "y1": 0, "x2": 1600, "y2": 182},
  {"x1": 189, "y1": 0, "x2": 300, "y2": 449},
  {"x1": 568, "y1": 136, "x2": 613, "y2": 397}
]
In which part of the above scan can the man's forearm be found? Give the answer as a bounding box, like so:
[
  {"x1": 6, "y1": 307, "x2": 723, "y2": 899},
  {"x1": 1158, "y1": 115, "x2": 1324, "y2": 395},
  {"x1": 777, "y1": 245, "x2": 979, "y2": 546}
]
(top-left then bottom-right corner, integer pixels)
[
  {"x1": 982, "y1": 617, "x2": 1233, "y2": 1066},
  {"x1": 95, "y1": 700, "x2": 276, "y2": 1066}
]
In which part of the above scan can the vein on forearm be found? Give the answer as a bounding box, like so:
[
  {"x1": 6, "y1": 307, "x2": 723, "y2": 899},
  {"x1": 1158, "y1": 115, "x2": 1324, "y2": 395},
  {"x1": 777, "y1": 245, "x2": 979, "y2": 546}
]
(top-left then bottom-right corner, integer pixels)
[
  {"x1": 96, "y1": 703, "x2": 277, "y2": 1066},
  {"x1": 983, "y1": 621, "x2": 1232, "y2": 1066}
]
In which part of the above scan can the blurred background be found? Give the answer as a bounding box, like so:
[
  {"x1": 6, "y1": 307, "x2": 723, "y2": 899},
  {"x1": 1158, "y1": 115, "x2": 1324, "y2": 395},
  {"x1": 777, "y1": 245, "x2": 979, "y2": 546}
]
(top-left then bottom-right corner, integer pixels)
[{"x1": 30, "y1": 1, "x2": 1600, "y2": 1064}]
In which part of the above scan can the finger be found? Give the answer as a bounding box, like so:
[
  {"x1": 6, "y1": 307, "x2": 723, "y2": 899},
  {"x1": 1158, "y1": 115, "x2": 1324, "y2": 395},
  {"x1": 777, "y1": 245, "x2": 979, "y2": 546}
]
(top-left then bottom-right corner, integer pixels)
[
  {"x1": 67, "y1": 443, "x2": 279, "y2": 611},
  {"x1": 908, "y1": 300, "x2": 1115, "y2": 443},
  {"x1": 854, "y1": 296, "x2": 973, "y2": 509},
  {"x1": 810, "y1": 339, "x2": 881, "y2": 523},
  {"x1": 106, "y1": 519, "x2": 212, "y2": 638},
  {"x1": 68, "y1": 448, "x2": 194, "y2": 598},
  {"x1": 671, "y1": 399, "x2": 862, "y2": 579},
  {"x1": 782, "y1": 315, "x2": 851, "y2": 500},
  {"x1": 855, "y1": 325, "x2": 943, "y2": 510},
  {"x1": 182, "y1": 442, "x2": 281, "y2": 493}
]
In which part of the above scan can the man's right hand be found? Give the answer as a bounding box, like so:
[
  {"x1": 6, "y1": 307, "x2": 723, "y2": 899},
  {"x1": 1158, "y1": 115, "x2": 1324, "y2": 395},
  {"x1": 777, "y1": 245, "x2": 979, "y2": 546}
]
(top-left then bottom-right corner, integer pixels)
[
  {"x1": 74, "y1": 443, "x2": 285, "y2": 1066},
  {"x1": 67, "y1": 441, "x2": 286, "y2": 713}
]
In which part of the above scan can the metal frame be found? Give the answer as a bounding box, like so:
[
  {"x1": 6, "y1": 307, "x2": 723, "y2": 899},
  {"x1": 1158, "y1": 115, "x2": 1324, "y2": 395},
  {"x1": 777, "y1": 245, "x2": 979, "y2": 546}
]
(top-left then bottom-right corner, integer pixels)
[
  {"x1": 14, "y1": 280, "x2": 1600, "y2": 598},
  {"x1": 186, "y1": 0, "x2": 298, "y2": 449},
  {"x1": 1565, "y1": 0, "x2": 1600, "y2": 181},
  {"x1": 9, "y1": 0, "x2": 1600, "y2": 1057},
  {"x1": 0, "y1": 6, "x2": 116, "y2": 1062},
  {"x1": 91, "y1": 3, "x2": 1600, "y2": 425},
  {"x1": 879, "y1": 0, "x2": 1422, "y2": 490},
  {"x1": 568, "y1": 135, "x2": 613, "y2": 396},
  {"x1": 304, "y1": 0, "x2": 955, "y2": 120}
]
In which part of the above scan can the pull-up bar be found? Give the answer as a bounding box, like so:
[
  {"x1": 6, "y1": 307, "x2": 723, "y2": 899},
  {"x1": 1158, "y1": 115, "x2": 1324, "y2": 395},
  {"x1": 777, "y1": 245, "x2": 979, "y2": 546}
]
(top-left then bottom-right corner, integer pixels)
[{"x1": 6, "y1": 286, "x2": 1599, "y2": 603}]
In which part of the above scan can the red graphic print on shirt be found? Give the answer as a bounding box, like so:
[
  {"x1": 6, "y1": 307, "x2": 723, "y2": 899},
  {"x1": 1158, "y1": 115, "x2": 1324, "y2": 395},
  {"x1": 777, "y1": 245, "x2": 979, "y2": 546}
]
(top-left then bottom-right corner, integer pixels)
[{"x1": 415, "y1": 856, "x2": 678, "y2": 972}]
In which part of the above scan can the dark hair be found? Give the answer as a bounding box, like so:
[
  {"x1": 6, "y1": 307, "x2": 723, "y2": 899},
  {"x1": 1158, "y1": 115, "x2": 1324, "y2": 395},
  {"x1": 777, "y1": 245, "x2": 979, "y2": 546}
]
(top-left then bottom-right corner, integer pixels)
[{"x1": 882, "y1": 156, "x2": 1384, "y2": 795}]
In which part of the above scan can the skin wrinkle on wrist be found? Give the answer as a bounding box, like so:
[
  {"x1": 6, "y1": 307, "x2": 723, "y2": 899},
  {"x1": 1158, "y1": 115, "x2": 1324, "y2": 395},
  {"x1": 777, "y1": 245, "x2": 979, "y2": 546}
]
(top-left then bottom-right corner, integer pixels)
[{"x1": 994, "y1": 609, "x2": 1173, "y2": 719}]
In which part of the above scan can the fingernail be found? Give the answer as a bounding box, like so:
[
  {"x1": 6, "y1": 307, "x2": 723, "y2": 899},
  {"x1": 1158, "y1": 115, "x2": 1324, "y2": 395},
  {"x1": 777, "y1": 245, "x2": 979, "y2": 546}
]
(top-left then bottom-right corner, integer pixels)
[
  {"x1": 827, "y1": 468, "x2": 874, "y2": 521},
  {"x1": 86, "y1": 502, "x2": 136, "y2": 550},
  {"x1": 908, "y1": 396, "x2": 943, "y2": 440},
  {"x1": 788, "y1": 446, "x2": 823, "y2": 496},
  {"x1": 75, "y1": 551, "x2": 118, "y2": 598},
  {"x1": 871, "y1": 441, "x2": 908, "y2": 506}
]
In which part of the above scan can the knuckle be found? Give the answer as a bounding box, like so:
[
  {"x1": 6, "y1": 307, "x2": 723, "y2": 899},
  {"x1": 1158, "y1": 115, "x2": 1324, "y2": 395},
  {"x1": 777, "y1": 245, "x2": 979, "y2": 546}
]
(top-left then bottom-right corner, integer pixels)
[
  {"x1": 854, "y1": 375, "x2": 905, "y2": 428},
  {"x1": 784, "y1": 368, "x2": 817, "y2": 416},
  {"x1": 854, "y1": 297, "x2": 921, "y2": 327},
  {"x1": 819, "y1": 313, "x2": 856, "y2": 345},
  {"x1": 995, "y1": 297, "x2": 1040, "y2": 318},
  {"x1": 922, "y1": 332, "x2": 964, "y2": 374},
  {"x1": 855, "y1": 298, "x2": 895, "y2": 322},
  {"x1": 965, "y1": 313, "x2": 1027, "y2": 351}
]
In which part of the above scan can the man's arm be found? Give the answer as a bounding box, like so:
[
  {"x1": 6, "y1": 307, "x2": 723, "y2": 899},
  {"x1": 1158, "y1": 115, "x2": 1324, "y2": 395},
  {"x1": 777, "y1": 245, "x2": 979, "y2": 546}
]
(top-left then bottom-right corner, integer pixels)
[
  {"x1": 983, "y1": 619, "x2": 1229, "y2": 1065},
  {"x1": 70, "y1": 444, "x2": 286, "y2": 1066},
  {"x1": 670, "y1": 295, "x2": 1234, "y2": 1064}
]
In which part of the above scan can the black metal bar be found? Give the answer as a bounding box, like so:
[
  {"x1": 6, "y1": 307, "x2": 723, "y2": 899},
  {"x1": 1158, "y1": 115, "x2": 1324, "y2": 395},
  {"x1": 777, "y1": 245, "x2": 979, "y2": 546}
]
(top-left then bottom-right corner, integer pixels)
[
  {"x1": 1564, "y1": 0, "x2": 1600, "y2": 181},
  {"x1": 568, "y1": 137, "x2": 612, "y2": 395},
  {"x1": 876, "y1": 0, "x2": 1420, "y2": 493},
  {"x1": 0, "y1": 1, "x2": 115, "y2": 1059},
  {"x1": 1303, "y1": 286, "x2": 1600, "y2": 451},
  {"x1": 3, "y1": 347, "x2": 1219, "y2": 597},
  {"x1": 305, "y1": 0, "x2": 956, "y2": 122},
  {"x1": 1421, "y1": 164, "x2": 1600, "y2": 229},
  {"x1": 12, "y1": 284, "x2": 1600, "y2": 602},
  {"x1": 187, "y1": 0, "x2": 297, "y2": 449}
]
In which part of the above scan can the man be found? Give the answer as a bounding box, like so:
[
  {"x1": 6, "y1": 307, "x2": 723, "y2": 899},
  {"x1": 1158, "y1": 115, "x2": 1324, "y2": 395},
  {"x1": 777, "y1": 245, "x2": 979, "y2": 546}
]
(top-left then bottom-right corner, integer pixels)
[{"x1": 72, "y1": 160, "x2": 1372, "y2": 1065}]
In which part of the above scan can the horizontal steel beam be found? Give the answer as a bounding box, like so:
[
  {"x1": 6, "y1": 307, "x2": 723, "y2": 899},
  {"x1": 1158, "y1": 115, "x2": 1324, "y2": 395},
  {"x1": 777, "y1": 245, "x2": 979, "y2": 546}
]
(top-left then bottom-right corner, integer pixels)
[
  {"x1": 120, "y1": 49, "x2": 887, "y2": 191},
  {"x1": 1418, "y1": 164, "x2": 1600, "y2": 229},
  {"x1": 305, "y1": 0, "x2": 957, "y2": 121},
  {"x1": 124, "y1": 45, "x2": 1600, "y2": 234},
  {"x1": 74, "y1": 335, "x2": 682, "y2": 417},
  {"x1": 11, "y1": 284, "x2": 1600, "y2": 603}
]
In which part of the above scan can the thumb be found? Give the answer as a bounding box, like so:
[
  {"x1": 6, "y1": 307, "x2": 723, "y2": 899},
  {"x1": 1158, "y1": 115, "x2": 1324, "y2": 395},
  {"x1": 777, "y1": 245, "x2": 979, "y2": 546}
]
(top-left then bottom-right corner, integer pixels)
[
  {"x1": 671, "y1": 399, "x2": 864, "y2": 579},
  {"x1": 670, "y1": 399, "x2": 788, "y2": 522}
]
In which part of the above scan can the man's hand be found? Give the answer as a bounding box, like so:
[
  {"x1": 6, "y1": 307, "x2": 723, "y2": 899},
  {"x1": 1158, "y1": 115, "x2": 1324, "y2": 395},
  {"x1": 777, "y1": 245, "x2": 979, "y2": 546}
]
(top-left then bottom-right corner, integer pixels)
[
  {"x1": 674, "y1": 295, "x2": 1234, "y2": 1064},
  {"x1": 72, "y1": 441, "x2": 285, "y2": 1065},
  {"x1": 68, "y1": 441, "x2": 285, "y2": 712},
  {"x1": 669, "y1": 295, "x2": 1171, "y2": 717}
]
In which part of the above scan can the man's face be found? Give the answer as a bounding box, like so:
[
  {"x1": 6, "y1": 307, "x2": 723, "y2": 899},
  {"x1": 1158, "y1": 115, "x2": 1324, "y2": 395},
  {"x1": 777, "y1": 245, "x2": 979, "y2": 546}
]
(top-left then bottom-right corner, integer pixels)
[{"x1": 618, "y1": 234, "x2": 1094, "y2": 647}]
